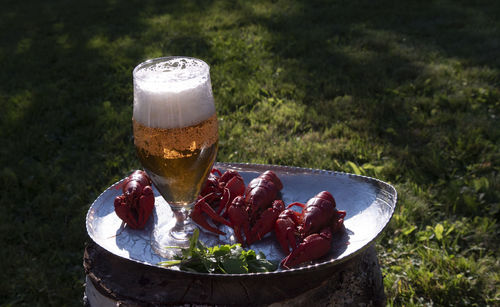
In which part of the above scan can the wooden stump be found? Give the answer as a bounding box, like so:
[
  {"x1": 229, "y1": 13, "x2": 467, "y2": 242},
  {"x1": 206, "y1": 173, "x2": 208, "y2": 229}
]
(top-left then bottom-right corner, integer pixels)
[{"x1": 83, "y1": 241, "x2": 385, "y2": 306}]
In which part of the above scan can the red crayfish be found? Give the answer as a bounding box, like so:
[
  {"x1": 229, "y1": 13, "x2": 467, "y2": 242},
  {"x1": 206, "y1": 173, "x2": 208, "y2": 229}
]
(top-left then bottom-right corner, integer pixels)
[
  {"x1": 190, "y1": 169, "x2": 246, "y2": 235},
  {"x1": 242, "y1": 170, "x2": 284, "y2": 244},
  {"x1": 114, "y1": 170, "x2": 155, "y2": 230},
  {"x1": 275, "y1": 191, "x2": 346, "y2": 268},
  {"x1": 191, "y1": 169, "x2": 284, "y2": 246}
]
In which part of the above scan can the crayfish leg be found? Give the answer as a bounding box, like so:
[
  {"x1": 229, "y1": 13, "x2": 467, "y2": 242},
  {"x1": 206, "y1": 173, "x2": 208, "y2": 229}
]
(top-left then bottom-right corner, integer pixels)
[
  {"x1": 190, "y1": 200, "x2": 226, "y2": 236},
  {"x1": 232, "y1": 225, "x2": 247, "y2": 245}
]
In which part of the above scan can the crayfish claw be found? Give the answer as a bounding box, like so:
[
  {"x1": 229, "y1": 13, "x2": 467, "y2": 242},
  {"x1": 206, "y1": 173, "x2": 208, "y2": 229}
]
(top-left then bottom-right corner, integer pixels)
[
  {"x1": 137, "y1": 186, "x2": 154, "y2": 228},
  {"x1": 227, "y1": 196, "x2": 251, "y2": 245},
  {"x1": 274, "y1": 209, "x2": 300, "y2": 254},
  {"x1": 114, "y1": 196, "x2": 140, "y2": 229},
  {"x1": 280, "y1": 227, "x2": 332, "y2": 269},
  {"x1": 191, "y1": 200, "x2": 227, "y2": 236},
  {"x1": 247, "y1": 200, "x2": 284, "y2": 245}
]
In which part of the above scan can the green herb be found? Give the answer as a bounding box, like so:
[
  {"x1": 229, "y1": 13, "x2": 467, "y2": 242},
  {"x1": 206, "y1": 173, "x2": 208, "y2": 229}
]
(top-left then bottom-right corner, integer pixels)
[{"x1": 158, "y1": 229, "x2": 277, "y2": 274}]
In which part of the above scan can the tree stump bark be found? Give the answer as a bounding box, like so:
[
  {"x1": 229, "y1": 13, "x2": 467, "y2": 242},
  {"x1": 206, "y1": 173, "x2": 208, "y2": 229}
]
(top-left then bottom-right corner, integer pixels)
[{"x1": 83, "y1": 241, "x2": 385, "y2": 306}]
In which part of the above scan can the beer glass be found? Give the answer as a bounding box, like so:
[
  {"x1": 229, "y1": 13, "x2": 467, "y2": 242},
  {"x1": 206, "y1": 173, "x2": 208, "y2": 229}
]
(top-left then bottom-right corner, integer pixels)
[{"x1": 133, "y1": 56, "x2": 218, "y2": 257}]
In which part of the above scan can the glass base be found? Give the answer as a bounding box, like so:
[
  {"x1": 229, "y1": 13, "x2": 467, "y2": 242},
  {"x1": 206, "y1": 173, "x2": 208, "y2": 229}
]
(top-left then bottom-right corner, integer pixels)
[{"x1": 151, "y1": 205, "x2": 197, "y2": 259}]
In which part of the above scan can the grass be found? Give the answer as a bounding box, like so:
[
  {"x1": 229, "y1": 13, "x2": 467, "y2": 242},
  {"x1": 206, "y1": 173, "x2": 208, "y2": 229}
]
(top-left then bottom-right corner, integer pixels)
[{"x1": 1, "y1": 0, "x2": 499, "y2": 305}]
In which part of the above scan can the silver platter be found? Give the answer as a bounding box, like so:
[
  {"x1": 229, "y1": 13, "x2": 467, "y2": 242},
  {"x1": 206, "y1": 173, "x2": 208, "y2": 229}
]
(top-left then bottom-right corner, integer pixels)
[{"x1": 86, "y1": 162, "x2": 397, "y2": 276}]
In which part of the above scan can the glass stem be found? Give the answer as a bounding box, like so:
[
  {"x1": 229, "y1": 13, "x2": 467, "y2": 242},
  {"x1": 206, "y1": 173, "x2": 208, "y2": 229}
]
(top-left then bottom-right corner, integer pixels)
[
  {"x1": 169, "y1": 207, "x2": 195, "y2": 240},
  {"x1": 172, "y1": 208, "x2": 189, "y2": 231}
]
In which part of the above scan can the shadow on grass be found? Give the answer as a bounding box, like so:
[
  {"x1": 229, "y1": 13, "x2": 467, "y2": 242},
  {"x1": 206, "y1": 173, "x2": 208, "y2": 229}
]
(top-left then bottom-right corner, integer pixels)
[{"x1": 0, "y1": 0, "x2": 216, "y2": 304}]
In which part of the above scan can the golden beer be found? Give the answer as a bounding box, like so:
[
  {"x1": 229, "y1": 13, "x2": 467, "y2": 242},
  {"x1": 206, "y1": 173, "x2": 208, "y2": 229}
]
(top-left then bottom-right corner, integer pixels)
[
  {"x1": 133, "y1": 114, "x2": 218, "y2": 207},
  {"x1": 133, "y1": 56, "x2": 218, "y2": 253}
]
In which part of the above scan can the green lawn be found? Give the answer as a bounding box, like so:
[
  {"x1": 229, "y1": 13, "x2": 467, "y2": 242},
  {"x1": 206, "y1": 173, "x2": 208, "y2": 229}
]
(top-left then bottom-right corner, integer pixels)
[{"x1": 1, "y1": 0, "x2": 499, "y2": 305}]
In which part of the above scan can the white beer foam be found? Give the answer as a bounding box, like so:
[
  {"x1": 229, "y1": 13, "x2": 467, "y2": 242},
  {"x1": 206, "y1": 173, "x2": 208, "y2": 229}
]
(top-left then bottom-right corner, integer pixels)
[{"x1": 133, "y1": 57, "x2": 215, "y2": 129}]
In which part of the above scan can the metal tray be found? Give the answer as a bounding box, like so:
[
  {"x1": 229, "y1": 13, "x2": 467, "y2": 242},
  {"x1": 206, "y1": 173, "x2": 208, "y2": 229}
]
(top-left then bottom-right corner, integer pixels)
[{"x1": 86, "y1": 162, "x2": 397, "y2": 276}]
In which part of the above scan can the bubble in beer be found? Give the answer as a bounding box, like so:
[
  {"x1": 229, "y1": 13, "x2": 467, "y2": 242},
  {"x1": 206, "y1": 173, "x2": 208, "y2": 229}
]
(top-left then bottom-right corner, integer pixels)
[{"x1": 133, "y1": 57, "x2": 216, "y2": 129}]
